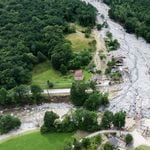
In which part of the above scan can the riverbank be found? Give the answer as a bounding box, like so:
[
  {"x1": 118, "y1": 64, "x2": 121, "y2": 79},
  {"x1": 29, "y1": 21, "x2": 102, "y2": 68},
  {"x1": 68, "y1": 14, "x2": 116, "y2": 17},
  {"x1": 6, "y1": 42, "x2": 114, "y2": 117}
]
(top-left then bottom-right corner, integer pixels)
[
  {"x1": 84, "y1": 0, "x2": 150, "y2": 120},
  {"x1": 0, "y1": 103, "x2": 73, "y2": 141}
]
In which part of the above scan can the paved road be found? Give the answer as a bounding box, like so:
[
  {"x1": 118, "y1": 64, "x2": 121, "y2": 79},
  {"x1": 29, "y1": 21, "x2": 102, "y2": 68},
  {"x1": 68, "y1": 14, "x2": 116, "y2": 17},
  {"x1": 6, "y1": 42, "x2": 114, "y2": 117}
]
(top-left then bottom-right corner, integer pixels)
[{"x1": 43, "y1": 88, "x2": 70, "y2": 95}]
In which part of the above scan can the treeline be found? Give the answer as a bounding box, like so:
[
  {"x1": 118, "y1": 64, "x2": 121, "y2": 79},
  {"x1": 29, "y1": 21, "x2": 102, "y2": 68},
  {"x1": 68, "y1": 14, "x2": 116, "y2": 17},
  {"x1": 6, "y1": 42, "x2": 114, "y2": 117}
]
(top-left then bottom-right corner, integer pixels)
[
  {"x1": 104, "y1": 0, "x2": 150, "y2": 42},
  {"x1": 40, "y1": 109, "x2": 126, "y2": 134},
  {"x1": 0, "y1": 0, "x2": 96, "y2": 90},
  {"x1": 0, "y1": 85, "x2": 43, "y2": 106},
  {"x1": 0, "y1": 114, "x2": 21, "y2": 134},
  {"x1": 70, "y1": 81, "x2": 109, "y2": 110}
]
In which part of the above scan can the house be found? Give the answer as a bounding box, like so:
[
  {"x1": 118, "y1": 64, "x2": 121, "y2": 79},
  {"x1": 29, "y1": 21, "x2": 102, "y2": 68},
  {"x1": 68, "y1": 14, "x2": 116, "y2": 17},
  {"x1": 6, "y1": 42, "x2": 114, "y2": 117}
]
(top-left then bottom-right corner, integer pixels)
[
  {"x1": 74, "y1": 70, "x2": 84, "y2": 80},
  {"x1": 108, "y1": 136, "x2": 118, "y2": 148}
]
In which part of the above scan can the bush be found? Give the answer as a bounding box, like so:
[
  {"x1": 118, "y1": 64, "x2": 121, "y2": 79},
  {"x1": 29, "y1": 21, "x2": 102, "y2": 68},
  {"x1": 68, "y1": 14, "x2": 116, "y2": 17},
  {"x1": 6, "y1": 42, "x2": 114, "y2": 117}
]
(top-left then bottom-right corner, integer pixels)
[
  {"x1": 113, "y1": 111, "x2": 126, "y2": 128},
  {"x1": 97, "y1": 24, "x2": 103, "y2": 30},
  {"x1": 81, "y1": 138, "x2": 91, "y2": 149},
  {"x1": 95, "y1": 134, "x2": 102, "y2": 144},
  {"x1": 47, "y1": 80, "x2": 54, "y2": 88},
  {"x1": 40, "y1": 125, "x2": 49, "y2": 134},
  {"x1": 37, "y1": 51, "x2": 47, "y2": 62},
  {"x1": 73, "y1": 139, "x2": 82, "y2": 150},
  {"x1": 70, "y1": 82, "x2": 88, "y2": 106},
  {"x1": 60, "y1": 64, "x2": 67, "y2": 75},
  {"x1": 85, "y1": 33, "x2": 90, "y2": 38},
  {"x1": 84, "y1": 92, "x2": 101, "y2": 111},
  {"x1": 64, "y1": 141, "x2": 72, "y2": 150},
  {"x1": 125, "y1": 134, "x2": 133, "y2": 145},
  {"x1": 43, "y1": 111, "x2": 59, "y2": 131},
  {"x1": 100, "y1": 111, "x2": 113, "y2": 129},
  {"x1": 59, "y1": 115, "x2": 76, "y2": 132},
  {"x1": 72, "y1": 108, "x2": 99, "y2": 132},
  {"x1": 0, "y1": 115, "x2": 21, "y2": 134},
  {"x1": 103, "y1": 142, "x2": 114, "y2": 150}
]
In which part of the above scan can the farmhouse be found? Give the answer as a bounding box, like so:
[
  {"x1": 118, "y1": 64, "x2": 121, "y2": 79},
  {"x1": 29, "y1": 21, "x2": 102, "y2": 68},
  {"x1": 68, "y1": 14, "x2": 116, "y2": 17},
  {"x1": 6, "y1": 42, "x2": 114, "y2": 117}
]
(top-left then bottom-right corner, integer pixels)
[{"x1": 74, "y1": 70, "x2": 84, "y2": 80}]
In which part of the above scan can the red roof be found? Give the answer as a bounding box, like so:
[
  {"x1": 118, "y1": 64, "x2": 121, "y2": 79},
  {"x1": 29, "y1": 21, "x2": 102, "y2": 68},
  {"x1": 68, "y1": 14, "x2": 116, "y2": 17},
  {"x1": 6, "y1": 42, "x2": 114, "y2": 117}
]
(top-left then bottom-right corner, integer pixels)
[{"x1": 74, "y1": 70, "x2": 83, "y2": 77}]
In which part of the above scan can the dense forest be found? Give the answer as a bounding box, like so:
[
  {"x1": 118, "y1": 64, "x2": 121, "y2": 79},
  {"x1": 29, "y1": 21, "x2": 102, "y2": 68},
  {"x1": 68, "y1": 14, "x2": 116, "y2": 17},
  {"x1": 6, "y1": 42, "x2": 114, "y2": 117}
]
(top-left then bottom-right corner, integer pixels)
[
  {"x1": 104, "y1": 0, "x2": 150, "y2": 42},
  {"x1": 0, "y1": 0, "x2": 96, "y2": 90}
]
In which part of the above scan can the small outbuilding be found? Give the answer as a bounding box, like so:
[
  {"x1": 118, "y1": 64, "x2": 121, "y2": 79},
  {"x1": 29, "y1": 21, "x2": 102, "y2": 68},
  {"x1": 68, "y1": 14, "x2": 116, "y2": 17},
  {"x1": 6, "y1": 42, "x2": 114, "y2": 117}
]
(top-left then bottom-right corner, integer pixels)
[{"x1": 74, "y1": 70, "x2": 84, "y2": 80}]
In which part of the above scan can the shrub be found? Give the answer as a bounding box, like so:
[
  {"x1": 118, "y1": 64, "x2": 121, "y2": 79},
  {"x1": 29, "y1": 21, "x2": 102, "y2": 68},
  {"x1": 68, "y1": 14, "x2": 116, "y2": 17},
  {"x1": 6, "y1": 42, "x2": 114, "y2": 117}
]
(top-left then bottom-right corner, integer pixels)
[
  {"x1": 95, "y1": 134, "x2": 102, "y2": 144},
  {"x1": 60, "y1": 64, "x2": 67, "y2": 75},
  {"x1": 47, "y1": 80, "x2": 54, "y2": 88},
  {"x1": 43, "y1": 111, "x2": 59, "y2": 130},
  {"x1": 103, "y1": 142, "x2": 114, "y2": 150},
  {"x1": 125, "y1": 134, "x2": 133, "y2": 145},
  {"x1": 59, "y1": 115, "x2": 76, "y2": 132},
  {"x1": 85, "y1": 33, "x2": 90, "y2": 38},
  {"x1": 70, "y1": 82, "x2": 88, "y2": 106},
  {"x1": 40, "y1": 125, "x2": 49, "y2": 134},
  {"x1": 0, "y1": 115, "x2": 21, "y2": 134},
  {"x1": 73, "y1": 139, "x2": 82, "y2": 150},
  {"x1": 113, "y1": 111, "x2": 126, "y2": 128},
  {"x1": 81, "y1": 138, "x2": 91, "y2": 149},
  {"x1": 84, "y1": 92, "x2": 101, "y2": 111},
  {"x1": 37, "y1": 51, "x2": 47, "y2": 62},
  {"x1": 100, "y1": 111, "x2": 113, "y2": 129},
  {"x1": 64, "y1": 141, "x2": 72, "y2": 150},
  {"x1": 97, "y1": 24, "x2": 103, "y2": 30}
]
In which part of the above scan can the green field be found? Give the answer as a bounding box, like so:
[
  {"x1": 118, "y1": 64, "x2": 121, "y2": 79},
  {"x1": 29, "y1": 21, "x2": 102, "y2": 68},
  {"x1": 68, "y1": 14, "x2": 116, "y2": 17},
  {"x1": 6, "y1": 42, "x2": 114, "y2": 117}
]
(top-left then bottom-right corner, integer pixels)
[
  {"x1": 65, "y1": 24, "x2": 94, "y2": 52},
  {"x1": 32, "y1": 61, "x2": 92, "y2": 89},
  {"x1": 0, "y1": 132, "x2": 74, "y2": 150},
  {"x1": 136, "y1": 145, "x2": 150, "y2": 150}
]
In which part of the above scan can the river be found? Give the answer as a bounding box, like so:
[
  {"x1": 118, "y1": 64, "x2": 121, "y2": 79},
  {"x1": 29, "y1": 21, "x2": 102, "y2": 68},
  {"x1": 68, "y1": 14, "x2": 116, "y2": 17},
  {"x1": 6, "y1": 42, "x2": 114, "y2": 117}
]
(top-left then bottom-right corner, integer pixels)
[
  {"x1": 0, "y1": 103, "x2": 73, "y2": 141},
  {"x1": 84, "y1": 0, "x2": 150, "y2": 120}
]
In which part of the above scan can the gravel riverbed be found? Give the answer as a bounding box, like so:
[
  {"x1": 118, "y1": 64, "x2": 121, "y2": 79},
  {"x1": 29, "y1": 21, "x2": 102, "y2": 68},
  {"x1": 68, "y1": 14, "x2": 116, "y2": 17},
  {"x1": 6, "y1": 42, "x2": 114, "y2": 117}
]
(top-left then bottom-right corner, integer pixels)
[
  {"x1": 84, "y1": 0, "x2": 150, "y2": 120},
  {"x1": 0, "y1": 103, "x2": 73, "y2": 141}
]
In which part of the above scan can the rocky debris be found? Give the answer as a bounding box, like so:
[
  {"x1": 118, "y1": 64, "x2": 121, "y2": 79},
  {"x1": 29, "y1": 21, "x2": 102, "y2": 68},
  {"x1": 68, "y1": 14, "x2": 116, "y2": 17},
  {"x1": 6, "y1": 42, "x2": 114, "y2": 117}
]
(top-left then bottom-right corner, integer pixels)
[
  {"x1": 0, "y1": 103, "x2": 73, "y2": 141},
  {"x1": 85, "y1": 0, "x2": 150, "y2": 121}
]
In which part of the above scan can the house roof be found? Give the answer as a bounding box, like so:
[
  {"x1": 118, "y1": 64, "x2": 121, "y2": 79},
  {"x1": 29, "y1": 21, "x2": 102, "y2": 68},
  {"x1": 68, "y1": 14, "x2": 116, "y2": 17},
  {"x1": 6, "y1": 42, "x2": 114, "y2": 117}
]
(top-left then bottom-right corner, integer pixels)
[
  {"x1": 74, "y1": 70, "x2": 83, "y2": 77},
  {"x1": 109, "y1": 136, "x2": 118, "y2": 146}
]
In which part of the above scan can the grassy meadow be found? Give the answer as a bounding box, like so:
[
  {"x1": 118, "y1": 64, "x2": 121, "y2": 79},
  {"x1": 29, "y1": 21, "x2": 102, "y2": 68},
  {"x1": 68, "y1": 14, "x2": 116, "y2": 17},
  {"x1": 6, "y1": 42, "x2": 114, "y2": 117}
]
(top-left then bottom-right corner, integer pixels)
[
  {"x1": 0, "y1": 132, "x2": 74, "y2": 150},
  {"x1": 32, "y1": 61, "x2": 92, "y2": 89}
]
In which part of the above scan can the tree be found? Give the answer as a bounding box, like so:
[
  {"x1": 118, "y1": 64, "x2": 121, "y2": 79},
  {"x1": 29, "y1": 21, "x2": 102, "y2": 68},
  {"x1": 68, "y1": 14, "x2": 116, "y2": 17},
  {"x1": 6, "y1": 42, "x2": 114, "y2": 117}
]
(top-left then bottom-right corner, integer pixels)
[
  {"x1": 72, "y1": 109, "x2": 99, "y2": 132},
  {"x1": 81, "y1": 138, "x2": 91, "y2": 149},
  {"x1": 95, "y1": 134, "x2": 102, "y2": 144},
  {"x1": 47, "y1": 80, "x2": 54, "y2": 88},
  {"x1": 60, "y1": 64, "x2": 67, "y2": 75},
  {"x1": 70, "y1": 82, "x2": 88, "y2": 106},
  {"x1": 113, "y1": 111, "x2": 126, "y2": 128},
  {"x1": 89, "y1": 80, "x2": 96, "y2": 91},
  {"x1": 13, "y1": 85, "x2": 29, "y2": 104},
  {"x1": 30, "y1": 85, "x2": 43, "y2": 101},
  {"x1": 43, "y1": 111, "x2": 59, "y2": 130},
  {"x1": 0, "y1": 88, "x2": 8, "y2": 105},
  {"x1": 64, "y1": 141, "x2": 72, "y2": 150},
  {"x1": 84, "y1": 92, "x2": 101, "y2": 111},
  {"x1": 125, "y1": 134, "x2": 133, "y2": 145},
  {"x1": 0, "y1": 115, "x2": 21, "y2": 134},
  {"x1": 103, "y1": 142, "x2": 114, "y2": 150},
  {"x1": 73, "y1": 139, "x2": 82, "y2": 150},
  {"x1": 37, "y1": 51, "x2": 47, "y2": 62},
  {"x1": 100, "y1": 93, "x2": 109, "y2": 106},
  {"x1": 51, "y1": 43, "x2": 72, "y2": 70},
  {"x1": 97, "y1": 24, "x2": 103, "y2": 30},
  {"x1": 101, "y1": 111, "x2": 113, "y2": 129}
]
